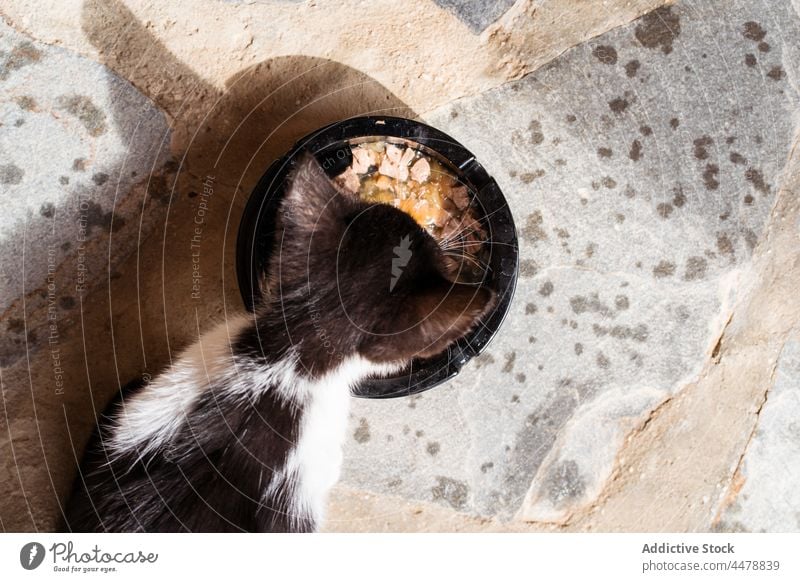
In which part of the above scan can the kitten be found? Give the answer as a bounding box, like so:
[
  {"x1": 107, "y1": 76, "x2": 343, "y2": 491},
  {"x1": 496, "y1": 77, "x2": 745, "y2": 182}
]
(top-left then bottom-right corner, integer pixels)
[{"x1": 62, "y1": 153, "x2": 495, "y2": 532}]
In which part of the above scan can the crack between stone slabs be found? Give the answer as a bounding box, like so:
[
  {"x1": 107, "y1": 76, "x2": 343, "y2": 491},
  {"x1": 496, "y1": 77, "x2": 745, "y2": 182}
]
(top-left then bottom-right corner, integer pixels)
[
  {"x1": 709, "y1": 311, "x2": 735, "y2": 365},
  {"x1": 568, "y1": 129, "x2": 800, "y2": 529},
  {"x1": 552, "y1": 308, "x2": 737, "y2": 528},
  {"x1": 415, "y1": 1, "x2": 673, "y2": 119},
  {"x1": 710, "y1": 353, "x2": 779, "y2": 530},
  {"x1": 504, "y1": 261, "x2": 738, "y2": 526},
  {"x1": 497, "y1": 0, "x2": 676, "y2": 80},
  {"x1": 0, "y1": 11, "x2": 80, "y2": 54},
  {"x1": 705, "y1": 132, "x2": 800, "y2": 527},
  {"x1": 550, "y1": 391, "x2": 680, "y2": 528}
]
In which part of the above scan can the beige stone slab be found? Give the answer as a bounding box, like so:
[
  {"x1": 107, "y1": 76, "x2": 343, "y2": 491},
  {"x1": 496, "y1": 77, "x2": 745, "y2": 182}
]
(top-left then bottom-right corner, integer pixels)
[{"x1": 1, "y1": 0, "x2": 667, "y2": 117}]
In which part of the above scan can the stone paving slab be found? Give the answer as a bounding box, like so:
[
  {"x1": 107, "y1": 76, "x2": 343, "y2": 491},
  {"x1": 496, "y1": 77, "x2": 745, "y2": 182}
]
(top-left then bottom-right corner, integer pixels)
[
  {"x1": 0, "y1": 21, "x2": 172, "y2": 367},
  {"x1": 0, "y1": 0, "x2": 799, "y2": 533},
  {"x1": 341, "y1": 0, "x2": 800, "y2": 523}
]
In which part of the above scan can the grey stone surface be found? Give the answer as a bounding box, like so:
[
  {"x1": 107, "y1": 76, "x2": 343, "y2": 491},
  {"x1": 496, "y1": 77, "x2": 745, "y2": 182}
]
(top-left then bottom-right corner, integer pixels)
[
  {"x1": 341, "y1": 0, "x2": 800, "y2": 521},
  {"x1": 715, "y1": 337, "x2": 800, "y2": 532},
  {"x1": 0, "y1": 21, "x2": 172, "y2": 367},
  {"x1": 432, "y1": 0, "x2": 515, "y2": 32}
]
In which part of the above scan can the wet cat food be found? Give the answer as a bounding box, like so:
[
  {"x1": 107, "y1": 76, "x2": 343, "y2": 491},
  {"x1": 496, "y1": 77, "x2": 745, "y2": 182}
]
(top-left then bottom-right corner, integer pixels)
[{"x1": 335, "y1": 140, "x2": 488, "y2": 281}]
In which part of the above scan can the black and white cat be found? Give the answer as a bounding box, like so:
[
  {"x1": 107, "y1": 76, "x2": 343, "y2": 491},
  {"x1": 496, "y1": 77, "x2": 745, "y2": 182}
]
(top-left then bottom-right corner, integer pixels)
[{"x1": 63, "y1": 153, "x2": 494, "y2": 532}]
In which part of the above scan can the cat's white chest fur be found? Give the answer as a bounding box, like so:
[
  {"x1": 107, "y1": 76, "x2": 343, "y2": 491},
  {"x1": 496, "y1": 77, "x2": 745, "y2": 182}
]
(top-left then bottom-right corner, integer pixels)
[
  {"x1": 291, "y1": 378, "x2": 351, "y2": 520},
  {"x1": 282, "y1": 356, "x2": 398, "y2": 525}
]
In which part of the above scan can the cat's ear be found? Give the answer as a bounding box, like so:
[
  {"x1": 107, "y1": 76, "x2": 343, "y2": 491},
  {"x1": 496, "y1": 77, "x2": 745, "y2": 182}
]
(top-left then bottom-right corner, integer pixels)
[
  {"x1": 281, "y1": 152, "x2": 343, "y2": 230},
  {"x1": 410, "y1": 281, "x2": 496, "y2": 359},
  {"x1": 362, "y1": 279, "x2": 496, "y2": 362}
]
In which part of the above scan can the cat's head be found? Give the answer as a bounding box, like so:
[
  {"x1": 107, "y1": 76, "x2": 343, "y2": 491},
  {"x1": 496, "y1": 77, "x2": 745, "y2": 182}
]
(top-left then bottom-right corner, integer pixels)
[{"x1": 264, "y1": 153, "x2": 495, "y2": 372}]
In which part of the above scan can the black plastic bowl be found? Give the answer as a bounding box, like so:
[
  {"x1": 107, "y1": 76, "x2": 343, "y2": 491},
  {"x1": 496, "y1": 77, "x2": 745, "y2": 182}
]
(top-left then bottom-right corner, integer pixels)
[{"x1": 236, "y1": 116, "x2": 518, "y2": 398}]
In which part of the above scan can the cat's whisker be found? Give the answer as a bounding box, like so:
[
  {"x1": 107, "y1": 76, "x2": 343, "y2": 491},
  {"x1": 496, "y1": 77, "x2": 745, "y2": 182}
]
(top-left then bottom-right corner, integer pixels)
[
  {"x1": 437, "y1": 214, "x2": 479, "y2": 245},
  {"x1": 440, "y1": 240, "x2": 491, "y2": 252},
  {"x1": 442, "y1": 239, "x2": 516, "y2": 250},
  {"x1": 439, "y1": 205, "x2": 504, "y2": 247},
  {"x1": 439, "y1": 226, "x2": 477, "y2": 248},
  {"x1": 437, "y1": 205, "x2": 505, "y2": 248},
  {"x1": 444, "y1": 251, "x2": 491, "y2": 272}
]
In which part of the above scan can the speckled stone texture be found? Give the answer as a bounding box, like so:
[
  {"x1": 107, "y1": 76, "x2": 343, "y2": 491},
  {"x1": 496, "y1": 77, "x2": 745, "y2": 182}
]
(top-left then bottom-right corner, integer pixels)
[
  {"x1": 340, "y1": 0, "x2": 800, "y2": 522},
  {"x1": 1, "y1": 0, "x2": 800, "y2": 533},
  {"x1": 0, "y1": 21, "x2": 172, "y2": 367}
]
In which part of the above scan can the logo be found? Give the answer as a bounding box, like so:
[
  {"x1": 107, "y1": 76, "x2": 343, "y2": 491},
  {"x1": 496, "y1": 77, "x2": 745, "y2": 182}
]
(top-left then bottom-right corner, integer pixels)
[
  {"x1": 390, "y1": 235, "x2": 412, "y2": 292},
  {"x1": 20, "y1": 542, "x2": 45, "y2": 570}
]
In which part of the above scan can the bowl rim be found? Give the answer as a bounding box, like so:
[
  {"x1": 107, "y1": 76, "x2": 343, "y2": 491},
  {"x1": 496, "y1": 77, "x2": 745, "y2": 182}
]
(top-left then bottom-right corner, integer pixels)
[{"x1": 236, "y1": 115, "x2": 519, "y2": 398}]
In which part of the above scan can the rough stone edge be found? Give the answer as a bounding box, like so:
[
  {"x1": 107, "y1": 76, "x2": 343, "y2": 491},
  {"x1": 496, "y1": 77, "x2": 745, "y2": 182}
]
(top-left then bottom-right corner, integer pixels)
[{"x1": 562, "y1": 129, "x2": 800, "y2": 532}]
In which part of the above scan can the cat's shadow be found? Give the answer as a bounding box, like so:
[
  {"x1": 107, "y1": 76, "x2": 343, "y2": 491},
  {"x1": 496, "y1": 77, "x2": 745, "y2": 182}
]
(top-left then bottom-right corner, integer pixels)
[{"x1": 53, "y1": 0, "x2": 415, "y2": 524}]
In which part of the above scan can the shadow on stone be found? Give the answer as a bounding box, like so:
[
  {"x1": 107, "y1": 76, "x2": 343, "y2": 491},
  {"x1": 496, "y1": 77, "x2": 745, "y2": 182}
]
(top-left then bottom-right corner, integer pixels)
[{"x1": 0, "y1": 0, "x2": 414, "y2": 530}]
